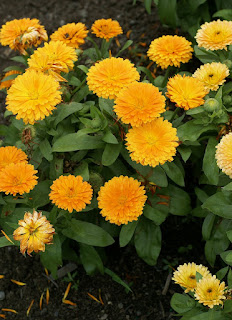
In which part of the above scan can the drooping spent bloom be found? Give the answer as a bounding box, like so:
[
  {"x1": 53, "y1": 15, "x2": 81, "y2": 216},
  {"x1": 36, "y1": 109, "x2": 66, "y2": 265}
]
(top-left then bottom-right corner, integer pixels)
[
  {"x1": 50, "y1": 23, "x2": 88, "y2": 48},
  {"x1": 0, "y1": 146, "x2": 28, "y2": 173},
  {"x1": 0, "y1": 162, "x2": 38, "y2": 196},
  {"x1": 193, "y1": 62, "x2": 229, "y2": 92},
  {"x1": 126, "y1": 118, "x2": 179, "y2": 168},
  {"x1": 0, "y1": 70, "x2": 22, "y2": 90},
  {"x1": 87, "y1": 57, "x2": 140, "y2": 99},
  {"x1": 28, "y1": 40, "x2": 77, "y2": 81},
  {"x1": 166, "y1": 74, "x2": 208, "y2": 110},
  {"x1": 196, "y1": 19, "x2": 232, "y2": 51},
  {"x1": 215, "y1": 132, "x2": 232, "y2": 178},
  {"x1": 97, "y1": 176, "x2": 147, "y2": 225},
  {"x1": 195, "y1": 275, "x2": 226, "y2": 308},
  {"x1": 172, "y1": 262, "x2": 211, "y2": 293},
  {"x1": 91, "y1": 19, "x2": 123, "y2": 41},
  {"x1": 6, "y1": 69, "x2": 62, "y2": 124},
  {"x1": 0, "y1": 18, "x2": 48, "y2": 55},
  {"x1": 114, "y1": 82, "x2": 165, "y2": 127},
  {"x1": 49, "y1": 175, "x2": 93, "y2": 213},
  {"x1": 147, "y1": 35, "x2": 193, "y2": 69},
  {"x1": 13, "y1": 210, "x2": 55, "y2": 255}
]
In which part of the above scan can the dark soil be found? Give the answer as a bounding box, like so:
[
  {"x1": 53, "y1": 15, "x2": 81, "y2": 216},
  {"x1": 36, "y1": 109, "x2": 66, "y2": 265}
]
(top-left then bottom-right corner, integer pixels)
[{"x1": 0, "y1": 1, "x2": 205, "y2": 319}]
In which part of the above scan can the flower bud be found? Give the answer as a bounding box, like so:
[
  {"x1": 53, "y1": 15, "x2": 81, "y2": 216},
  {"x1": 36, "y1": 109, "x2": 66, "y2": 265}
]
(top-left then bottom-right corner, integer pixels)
[
  {"x1": 21, "y1": 125, "x2": 36, "y2": 144},
  {"x1": 204, "y1": 98, "x2": 220, "y2": 113},
  {"x1": 91, "y1": 118, "x2": 102, "y2": 128},
  {"x1": 89, "y1": 172, "x2": 104, "y2": 192},
  {"x1": 223, "y1": 95, "x2": 232, "y2": 105}
]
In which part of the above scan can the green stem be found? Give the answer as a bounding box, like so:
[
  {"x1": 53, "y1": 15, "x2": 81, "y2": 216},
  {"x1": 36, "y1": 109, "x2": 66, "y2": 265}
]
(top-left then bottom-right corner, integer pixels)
[
  {"x1": 71, "y1": 78, "x2": 86, "y2": 95},
  {"x1": 170, "y1": 107, "x2": 180, "y2": 122},
  {"x1": 161, "y1": 66, "x2": 171, "y2": 87},
  {"x1": 87, "y1": 36, "x2": 101, "y2": 60}
]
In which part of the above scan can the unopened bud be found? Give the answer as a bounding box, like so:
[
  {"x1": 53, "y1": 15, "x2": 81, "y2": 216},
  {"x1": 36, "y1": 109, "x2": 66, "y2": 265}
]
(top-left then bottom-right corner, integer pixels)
[
  {"x1": 204, "y1": 98, "x2": 220, "y2": 113},
  {"x1": 89, "y1": 172, "x2": 104, "y2": 192},
  {"x1": 223, "y1": 95, "x2": 232, "y2": 105},
  {"x1": 91, "y1": 118, "x2": 102, "y2": 129}
]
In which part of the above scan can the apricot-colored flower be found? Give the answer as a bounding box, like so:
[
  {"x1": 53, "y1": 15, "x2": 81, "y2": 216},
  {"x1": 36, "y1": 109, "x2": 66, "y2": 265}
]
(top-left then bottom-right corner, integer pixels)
[
  {"x1": 195, "y1": 275, "x2": 226, "y2": 308},
  {"x1": 50, "y1": 23, "x2": 88, "y2": 48},
  {"x1": 6, "y1": 69, "x2": 62, "y2": 124},
  {"x1": 114, "y1": 82, "x2": 165, "y2": 126},
  {"x1": 0, "y1": 70, "x2": 22, "y2": 90},
  {"x1": 28, "y1": 40, "x2": 77, "y2": 81},
  {"x1": 215, "y1": 132, "x2": 232, "y2": 178},
  {"x1": 0, "y1": 146, "x2": 28, "y2": 172},
  {"x1": 126, "y1": 118, "x2": 179, "y2": 167},
  {"x1": 193, "y1": 62, "x2": 229, "y2": 92},
  {"x1": 91, "y1": 19, "x2": 123, "y2": 41},
  {"x1": 87, "y1": 57, "x2": 139, "y2": 99},
  {"x1": 49, "y1": 175, "x2": 93, "y2": 213},
  {"x1": 147, "y1": 35, "x2": 193, "y2": 69},
  {"x1": 13, "y1": 210, "x2": 55, "y2": 255},
  {"x1": 97, "y1": 176, "x2": 147, "y2": 225},
  {"x1": 166, "y1": 74, "x2": 208, "y2": 110},
  {"x1": 172, "y1": 262, "x2": 211, "y2": 293},
  {"x1": 0, "y1": 162, "x2": 38, "y2": 196},
  {"x1": 196, "y1": 20, "x2": 232, "y2": 51},
  {"x1": 0, "y1": 18, "x2": 48, "y2": 55}
]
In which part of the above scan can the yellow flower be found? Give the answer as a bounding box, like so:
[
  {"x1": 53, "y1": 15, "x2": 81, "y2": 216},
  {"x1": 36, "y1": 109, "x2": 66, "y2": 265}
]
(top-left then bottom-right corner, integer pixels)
[
  {"x1": 49, "y1": 175, "x2": 93, "y2": 213},
  {"x1": 97, "y1": 176, "x2": 147, "y2": 225},
  {"x1": 147, "y1": 35, "x2": 193, "y2": 69},
  {"x1": 28, "y1": 40, "x2": 77, "y2": 81},
  {"x1": 114, "y1": 82, "x2": 165, "y2": 127},
  {"x1": 0, "y1": 18, "x2": 48, "y2": 55},
  {"x1": 126, "y1": 118, "x2": 179, "y2": 168},
  {"x1": 172, "y1": 262, "x2": 211, "y2": 293},
  {"x1": 166, "y1": 74, "x2": 208, "y2": 110},
  {"x1": 13, "y1": 210, "x2": 55, "y2": 255},
  {"x1": 91, "y1": 19, "x2": 123, "y2": 41},
  {"x1": 195, "y1": 275, "x2": 226, "y2": 308},
  {"x1": 215, "y1": 132, "x2": 232, "y2": 178},
  {"x1": 50, "y1": 23, "x2": 88, "y2": 48},
  {"x1": 87, "y1": 57, "x2": 140, "y2": 100},
  {"x1": 193, "y1": 62, "x2": 229, "y2": 92},
  {"x1": 196, "y1": 19, "x2": 232, "y2": 51},
  {"x1": 0, "y1": 162, "x2": 38, "y2": 196},
  {"x1": 0, "y1": 146, "x2": 28, "y2": 173},
  {"x1": 6, "y1": 69, "x2": 62, "y2": 125},
  {"x1": 0, "y1": 70, "x2": 22, "y2": 90}
]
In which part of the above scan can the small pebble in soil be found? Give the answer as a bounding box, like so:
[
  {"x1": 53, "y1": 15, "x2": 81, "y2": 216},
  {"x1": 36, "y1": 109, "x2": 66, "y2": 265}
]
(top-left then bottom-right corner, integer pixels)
[
  {"x1": 100, "y1": 314, "x2": 108, "y2": 320},
  {"x1": 0, "y1": 291, "x2": 5, "y2": 300},
  {"x1": 118, "y1": 303, "x2": 123, "y2": 309}
]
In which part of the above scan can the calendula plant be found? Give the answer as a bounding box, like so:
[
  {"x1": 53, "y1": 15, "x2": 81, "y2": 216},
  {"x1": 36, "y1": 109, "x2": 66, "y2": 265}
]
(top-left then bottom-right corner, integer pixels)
[{"x1": 1, "y1": 16, "x2": 232, "y2": 289}]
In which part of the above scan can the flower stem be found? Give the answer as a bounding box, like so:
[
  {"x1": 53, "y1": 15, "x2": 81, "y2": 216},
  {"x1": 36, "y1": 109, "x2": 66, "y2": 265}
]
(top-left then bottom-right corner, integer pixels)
[
  {"x1": 170, "y1": 107, "x2": 180, "y2": 122},
  {"x1": 161, "y1": 66, "x2": 171, "y2": 87}
]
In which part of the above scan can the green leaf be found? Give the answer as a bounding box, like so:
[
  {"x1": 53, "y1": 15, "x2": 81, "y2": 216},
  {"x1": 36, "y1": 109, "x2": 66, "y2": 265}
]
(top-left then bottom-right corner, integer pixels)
[
  {"x1": 202, "y1": 213, "x2": 216, "y2": 241},
  {"x1": 0, "y1": 235, "x2": 15, "y2": 248},
  {"x1": 39, "y1": 139, "x2": 53, "y2": 161},
  {"x1": 119, "y1": 221, "x2": 138, "y2": 247},
  {"x1": 143, "y1": 204, "x2": 168, "y2": 225},
  {"x1": 213, "y1": 9, "x2": 232, "y2": 20},
  {"x1": 69, "y1": 76, "x2": 81, "y2": 86},
  {"x1": 178, "y1": 145, "x2": 192, "y2": 162},
  {"x1": 54, "y1": 102, "x2": 83, "y2": 126},
  {"x1": 40, "y1": 234, "x2": 62, "y2": 278},
  {"x1": 144, "y1": 0, "x2": 152, "y2": 13},
  {"x1": 158, "y1": 0, "x2": 177, "y2": 27},
  {"x1": 203, "y1": 137, "x2": 219, "y2": 185},
  {"x1": 49, "y1": 156, "x2": 63, "y2": 180},
  {"x1": 115, "y1": 40, "x2": 133, "y2": 57},
  {"x1": 170, "y1": 293, "x2": 195, "y2": 313},
  {"x1": 1, "y1": 73, "x2": 20, "y2": 82},
  {"x1": 169, "y1": 184, "x2": 191, "y2": 216},
  {"x1": 77, "y1": 65, "x2": 89, "y2": 74},
  {"x1": 53, "y1": 132, "x2": 105, "y2": 152},
  {"x1": 162, "y1": 161, "x2": 185, "y2": 186},
  {"x1": 79, "y1": 244, "x2": 104, "y2": 275},
  {"x1": 3, "y1": 66, "x2": 24, "y2": 72},
  {"x1": 27, "y1": 180, "x2": 52, "y2": 209},
  {"x1": 134, "y1": 217, "x2": 161, "y2": 265},
  {"x1": 189, "y1": 311, "x2": 225, "y2": 320},
  {"x1": 102, "y1": 143, "x2": 122, "y2": 166},
  {"x1": 102, "y1": 130, "x2": 118, "y2": 144},
  {"x1": 224, "y1": 300, "x2": 232, "y2": 313},
  {"x1": 104, "y1": 268, "x2": 132, "y2": 292},
  {"x1": 194, "y1": 46, "x2": 220, "y2": 64},
  {"x1": 99, "y1": 98, "x2": 114, "y2": 116},
  {"x1": 74, "y1": 161, "x2": 89, "y2": 181},
  {"x1": 177, "y1": 120, "x2": 217, "y2": 141},
  {"x1": 228, "y1": 268, "x2": 232, "y2": 288},
  {"x1": 11, "y1": 55, "x2": 28, "y2": 65},
  {"x1": 216, "y1": 266, "x2": 229, "y2": 280},
  {"x1": 205, "y1": 240, "x2": 216, "y2": 266},
  {"x1": 223, "y1": 182, "x2": 232, "y2": 191},
  {"x1": 62, "y1": 219, "x2": 114, "y2": 247},
  {"x1": 202, "y1": 191, "x2": 232, "y2": 219}
]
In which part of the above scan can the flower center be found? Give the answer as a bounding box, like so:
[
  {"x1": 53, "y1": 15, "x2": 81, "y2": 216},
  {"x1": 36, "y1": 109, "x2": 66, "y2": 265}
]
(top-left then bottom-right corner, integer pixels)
[
  {"x1": 207, "y1": 288, "x2": 213, "y2": 293},
  {"x1": 66, "y1": 187, "x2": 76, "y2": 198},
  {"x1": 29, "y1": 91, "x2": 39, "y2": 100},
  {"x1": 118, "y1": 195, "x2": 128, "y2": 205},
  {"x1": 189, "y1": 275, "x2": 195, "y2": 279}
]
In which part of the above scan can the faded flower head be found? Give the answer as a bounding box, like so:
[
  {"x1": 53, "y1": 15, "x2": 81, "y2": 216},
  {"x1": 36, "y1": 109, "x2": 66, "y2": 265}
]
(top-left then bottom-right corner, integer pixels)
[
  {"x1": 196, "y1": 19, "x2": 232, "y2": 51},
  {"x1": 91, "y1": 19, "x2": 123, "y2": 41},
  {"x1": 0, "y1": 146, "x2": 28, "y2": 173},
  {"x1": 50, "y1": 22, "x2": 88, "y2": 48},
  {"x1": 87, "y1": 57, "x2": 140, "y2": 99},
  {"x1": 215, "y1": 132, "x2": 232, "y2": 178},
  {"x1": 0, "y1": 18, "x2": 48, "y2": 55},
  {"x1": 114, "y1": 82, "x2": 165, "y2": 127},
  {"x1": 195, "y1": 275, "x2": 226, "y2": 308},
  {"x1": 49, "y1": 175, "x2": 93, "y2": 213},
  {"x1": 13, "y1": 210, "x2": 55, "y2": 255},
  {"x1": 97, "y1": 176, "x2": 147, "y2": 225},
  {"x1": 0, "y1": 70, "x2": 22, "y2": 90},
  {"x1": 193, "y1": 62, "x2": 229, "y2": 92},
  {"x1": 166, "y1": 74, "x2": 208, "y2": 110},
  {"x1": 6, "y1": 69, "x2": 62, "y2": 124},
  {"x1": 126, "y1": 118, "x2": 179, "y2": 168},
  {"x1": 147, "y1": 35, "x2": 193, "y2": 69},
  {"x1": 172, "y1": 262, "x2": 211, "y2": 293},
  {"x1": 28, "y1": 40, "x2": 77, "y2": 81},
  {"x1": 0, "y1": 162, "x2": 38, "y2": 196}
]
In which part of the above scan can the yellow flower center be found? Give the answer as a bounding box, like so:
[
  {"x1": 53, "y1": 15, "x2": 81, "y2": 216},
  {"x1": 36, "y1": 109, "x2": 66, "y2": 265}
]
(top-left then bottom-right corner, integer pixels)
[
  {"x1": 66, "y1": 187, "x2": 76, "y2": 198},
  {"x1": 118, "y1": 195, "x2": 128, "y2": 205},
  {"x1": 29, "y1": 91, "x2": 39, "y2": 100}
]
